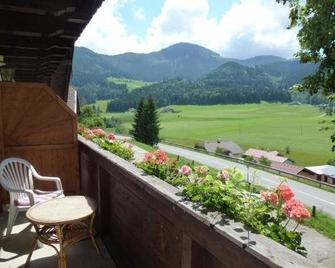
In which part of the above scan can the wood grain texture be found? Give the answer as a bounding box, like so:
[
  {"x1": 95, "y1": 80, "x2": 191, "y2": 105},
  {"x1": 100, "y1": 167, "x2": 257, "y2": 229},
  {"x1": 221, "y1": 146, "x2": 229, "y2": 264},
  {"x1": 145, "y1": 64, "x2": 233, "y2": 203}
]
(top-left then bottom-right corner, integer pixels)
[{"x1": 0, "y1": 82, "x2": 80, "y2": 205}]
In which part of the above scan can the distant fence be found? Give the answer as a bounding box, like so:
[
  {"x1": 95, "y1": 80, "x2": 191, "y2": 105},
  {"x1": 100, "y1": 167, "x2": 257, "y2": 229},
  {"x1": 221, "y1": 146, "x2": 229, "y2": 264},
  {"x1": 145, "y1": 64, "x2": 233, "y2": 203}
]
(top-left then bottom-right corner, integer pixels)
[{"x1": 161, "y1": 141, "x2": 335, "y2": 191}]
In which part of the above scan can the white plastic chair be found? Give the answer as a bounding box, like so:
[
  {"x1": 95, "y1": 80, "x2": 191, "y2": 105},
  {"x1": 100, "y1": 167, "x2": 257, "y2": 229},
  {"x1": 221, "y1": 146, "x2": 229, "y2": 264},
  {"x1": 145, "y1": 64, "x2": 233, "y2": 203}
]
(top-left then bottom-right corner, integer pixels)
[{"x1": 0, "y1": 157, "x2": 64, "y2": 236}]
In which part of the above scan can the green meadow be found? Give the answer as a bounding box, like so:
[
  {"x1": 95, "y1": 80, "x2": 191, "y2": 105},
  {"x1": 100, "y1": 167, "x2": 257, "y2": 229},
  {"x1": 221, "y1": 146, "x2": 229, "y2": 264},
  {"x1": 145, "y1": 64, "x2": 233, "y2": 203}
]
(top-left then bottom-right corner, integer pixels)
[
  {"x1": 106, "y1": 77, "x2": 154, "y2": 91},
  {"x1": 94, "y1": 102, "x2": 334, "y2": 166}
]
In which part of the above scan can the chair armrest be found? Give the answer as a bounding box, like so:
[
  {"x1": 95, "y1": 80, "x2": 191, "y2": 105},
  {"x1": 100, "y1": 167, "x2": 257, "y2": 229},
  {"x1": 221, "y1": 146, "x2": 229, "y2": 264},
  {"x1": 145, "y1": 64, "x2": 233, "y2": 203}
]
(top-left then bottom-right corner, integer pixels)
[
  {"x1": 8, "y1": 188, "x2": 35, "y2": 206},
  {"x1": 31, "y1": 168, "x2": 63, "y2": 191}
]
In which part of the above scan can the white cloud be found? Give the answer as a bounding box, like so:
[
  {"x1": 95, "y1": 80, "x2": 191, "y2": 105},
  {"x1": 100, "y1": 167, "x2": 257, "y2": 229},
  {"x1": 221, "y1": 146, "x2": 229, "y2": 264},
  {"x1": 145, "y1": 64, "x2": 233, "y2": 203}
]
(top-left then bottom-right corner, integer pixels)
[
  {"x1": 76, "y1": 0, "x2": 148, "y2": 54},
  {"x1": 133, "y1": 7, "x2": 145, "y2": 21},
  {"x1": 76, "y1": 0, "x2": 299, "y2": 58},
  {"x1": 214, "y1": 0, "x2": 299, "y2": 58}
]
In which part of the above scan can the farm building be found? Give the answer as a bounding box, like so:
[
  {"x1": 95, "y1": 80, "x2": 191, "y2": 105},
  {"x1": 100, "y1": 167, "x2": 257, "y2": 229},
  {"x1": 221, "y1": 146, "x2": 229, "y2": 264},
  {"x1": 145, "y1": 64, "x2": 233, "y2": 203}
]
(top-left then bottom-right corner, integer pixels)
[
  {"x1": 204, "y1": 139, "x2": 243, "y2": 156},
  {"x1": 244, "y1": 148, "x2": 293, "y2": 164},
  {"x1": 270, "y1": 162, "x2": 303, "y2": 175},
  {"x1": 299, "y1": 165, "x2": 335, "y2": 185}
]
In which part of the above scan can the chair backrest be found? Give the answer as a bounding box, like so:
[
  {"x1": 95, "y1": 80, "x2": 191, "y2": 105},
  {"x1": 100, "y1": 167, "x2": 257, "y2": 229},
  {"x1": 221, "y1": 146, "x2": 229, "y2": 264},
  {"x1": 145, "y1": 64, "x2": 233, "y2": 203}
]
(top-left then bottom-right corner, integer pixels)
[{"x1": 0, "y1": 158, "x2": 34, "y2": 198}]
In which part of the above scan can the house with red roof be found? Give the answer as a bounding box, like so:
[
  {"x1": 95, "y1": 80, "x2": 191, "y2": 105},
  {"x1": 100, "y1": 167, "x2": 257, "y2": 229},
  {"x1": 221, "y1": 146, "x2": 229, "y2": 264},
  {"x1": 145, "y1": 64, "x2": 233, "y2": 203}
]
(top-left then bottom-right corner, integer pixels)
[{"x1": 244, "y1": 148, "x2": 293, "y2": 164}]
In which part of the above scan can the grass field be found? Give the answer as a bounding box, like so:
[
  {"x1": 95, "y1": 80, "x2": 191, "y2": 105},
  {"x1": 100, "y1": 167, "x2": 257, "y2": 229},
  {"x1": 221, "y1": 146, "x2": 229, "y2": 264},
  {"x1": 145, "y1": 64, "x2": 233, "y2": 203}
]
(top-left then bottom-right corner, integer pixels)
[
  {"x1": 94, "y1": 102, "x2": 335, "y2": 166},
  {"x1": 107, "y1": 76, "x2": 153, "y2": 91}
]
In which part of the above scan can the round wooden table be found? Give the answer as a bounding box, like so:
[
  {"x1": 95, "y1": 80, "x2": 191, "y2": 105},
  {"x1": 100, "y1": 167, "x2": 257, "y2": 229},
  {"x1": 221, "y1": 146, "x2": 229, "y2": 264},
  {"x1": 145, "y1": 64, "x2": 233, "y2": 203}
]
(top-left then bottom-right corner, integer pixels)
[{"x1": 25, "y1": 195, "x2": 99, "y2": 268}]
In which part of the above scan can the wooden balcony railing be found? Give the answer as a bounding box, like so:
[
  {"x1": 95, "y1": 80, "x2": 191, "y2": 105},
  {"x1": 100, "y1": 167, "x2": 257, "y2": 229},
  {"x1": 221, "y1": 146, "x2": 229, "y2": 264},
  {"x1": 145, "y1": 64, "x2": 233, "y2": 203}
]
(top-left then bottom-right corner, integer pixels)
[{"x1": 78, "y1": 136, "x2": 316, "y2": 268}]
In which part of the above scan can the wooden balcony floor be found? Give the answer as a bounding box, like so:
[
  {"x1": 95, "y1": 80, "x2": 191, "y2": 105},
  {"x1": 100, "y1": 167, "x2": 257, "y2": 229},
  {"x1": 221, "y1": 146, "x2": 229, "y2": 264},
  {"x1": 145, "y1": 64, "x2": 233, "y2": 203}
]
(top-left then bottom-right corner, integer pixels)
[{"x1": 0, "y1": 211, "x2": 117, "y2": 268}]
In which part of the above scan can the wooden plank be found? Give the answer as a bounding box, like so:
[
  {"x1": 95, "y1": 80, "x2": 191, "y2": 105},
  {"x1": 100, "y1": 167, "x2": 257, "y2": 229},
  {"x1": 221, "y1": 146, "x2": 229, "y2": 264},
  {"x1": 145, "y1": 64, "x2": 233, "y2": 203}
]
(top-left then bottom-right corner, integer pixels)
[
  {"x1": 4, "y1": 143, "x2": 74, "y2": 152},
  {"x1": 181, "y1": 235, "x2": 192, "y2": 268},
  {"x1": 0, "y1": 34, "x2": 74, "y2": 50},
  {"x1": 0, "y1": 47, "x2": 67, "y2": 57},
  {"x1": 0, "y1": 84, "x2": 4, "y2": 212},
  {"x1": 0, "y1": 1, "x2": 77, "y2": 14},
  {"x1": 0, "y1": 84, "x2": 4, "y2": 160}
]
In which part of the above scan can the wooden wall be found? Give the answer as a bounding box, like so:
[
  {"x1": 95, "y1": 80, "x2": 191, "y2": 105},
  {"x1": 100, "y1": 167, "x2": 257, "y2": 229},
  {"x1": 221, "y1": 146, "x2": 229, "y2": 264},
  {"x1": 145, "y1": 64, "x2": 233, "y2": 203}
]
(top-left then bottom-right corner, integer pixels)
[{"x1": 0, "y1": 82, "x2": 80, "y2": 206}]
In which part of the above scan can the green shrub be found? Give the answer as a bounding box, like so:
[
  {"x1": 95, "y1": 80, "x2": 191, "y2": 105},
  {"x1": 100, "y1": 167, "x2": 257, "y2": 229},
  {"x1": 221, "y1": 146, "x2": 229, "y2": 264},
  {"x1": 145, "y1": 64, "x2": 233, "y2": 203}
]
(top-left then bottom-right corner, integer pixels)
[{"x1": 259, "y1": 156, "x2": 271, "y2": 166}]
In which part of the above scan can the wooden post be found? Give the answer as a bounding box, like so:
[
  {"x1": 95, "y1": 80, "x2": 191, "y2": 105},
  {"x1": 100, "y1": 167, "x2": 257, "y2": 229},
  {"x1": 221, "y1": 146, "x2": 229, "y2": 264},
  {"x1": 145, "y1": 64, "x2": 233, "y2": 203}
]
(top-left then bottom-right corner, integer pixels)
[
  {"x1": 0, "y1": 84, "x2": 4, "y2": 161},
  {"x1": 181, "y1": 234, "x2": 192, "y2": 268},
  {"x1": 0, "y1": 85, "x2": 4, "y2": 212},
  {"x1": 312, "y1": 206, "x2": 316, "y2": 217}
]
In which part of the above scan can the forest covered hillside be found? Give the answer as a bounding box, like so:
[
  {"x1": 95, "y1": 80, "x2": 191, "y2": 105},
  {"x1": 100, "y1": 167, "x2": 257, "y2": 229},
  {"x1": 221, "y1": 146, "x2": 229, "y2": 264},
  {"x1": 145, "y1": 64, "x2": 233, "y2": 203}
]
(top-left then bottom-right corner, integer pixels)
[{"x1": 71, "y1": 42, "x2": 319, "y2": 108}]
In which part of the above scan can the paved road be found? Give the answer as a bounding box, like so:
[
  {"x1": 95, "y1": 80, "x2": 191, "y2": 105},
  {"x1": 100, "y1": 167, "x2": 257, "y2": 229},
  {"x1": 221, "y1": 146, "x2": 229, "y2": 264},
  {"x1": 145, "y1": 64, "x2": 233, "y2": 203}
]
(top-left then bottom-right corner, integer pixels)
[{"x1": 158, "y1": 143, "x2": 335, "y2": 218}]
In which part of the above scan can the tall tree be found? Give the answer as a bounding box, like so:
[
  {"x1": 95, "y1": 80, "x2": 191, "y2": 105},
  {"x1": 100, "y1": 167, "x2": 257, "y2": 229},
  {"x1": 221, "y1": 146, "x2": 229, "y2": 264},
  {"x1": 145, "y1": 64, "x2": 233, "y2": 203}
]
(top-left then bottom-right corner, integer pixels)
[
  {"x1": 143, "y1": 96, "x2": 160, "y2": 145},
  {"x1": 130, "y1": 97, "x2": 145, "y2": 142},
  {"x1": 276, "y1": 0, "x2": 335, "y2": 96}
]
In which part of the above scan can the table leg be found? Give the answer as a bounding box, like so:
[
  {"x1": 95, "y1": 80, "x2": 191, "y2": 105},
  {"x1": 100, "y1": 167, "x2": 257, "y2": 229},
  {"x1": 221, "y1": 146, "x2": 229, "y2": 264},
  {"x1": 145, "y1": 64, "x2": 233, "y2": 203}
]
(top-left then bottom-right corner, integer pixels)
[
  {"x1": 56, "y1": 225, "x2": 67, "y2": 268},
  {"x1": 89, "y1": 213, "x2": 100, "y2": 255},
  {"x1": 25, "y1": 236, "x2": 38, "y2": 267}
]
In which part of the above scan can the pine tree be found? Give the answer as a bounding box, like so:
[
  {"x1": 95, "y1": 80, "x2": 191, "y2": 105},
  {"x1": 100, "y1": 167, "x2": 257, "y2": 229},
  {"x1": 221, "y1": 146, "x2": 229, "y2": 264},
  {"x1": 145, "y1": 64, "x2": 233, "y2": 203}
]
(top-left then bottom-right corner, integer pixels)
[
  {"x1": 143, "y1": 96, "x2": 160, "y2": 145},
  {"x1": 130, "y1": 97, "x2": 145, "y2": 142}
]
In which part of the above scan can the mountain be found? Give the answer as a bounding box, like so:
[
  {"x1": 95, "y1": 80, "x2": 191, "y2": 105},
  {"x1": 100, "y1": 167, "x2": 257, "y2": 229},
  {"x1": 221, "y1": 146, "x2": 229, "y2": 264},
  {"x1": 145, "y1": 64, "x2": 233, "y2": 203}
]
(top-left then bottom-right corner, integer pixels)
[
  {"x1": 258, "y1": 60, "x2": 318, "y2": 88},
  {"x1": 201, "y1": 61, "x2": 278, "y2": 88},
  {"x1": 73, "y1": 43, "x2": 229, "y2": 82},
  {"x1": 238, "y1": 55, "x2": 285, "y2": 67},
  {"x1": 71, "y1": 47, "x2": 126, "y2": 86},
  {"x1": 72, "y1": 43, "x2": 315, "y2": 86},
  {"x1": 106, "y1": 62, "x2": 290, "y2": 112},
  {"x1": 71, "y1": 42, "x2": 318, "y2": 107}
]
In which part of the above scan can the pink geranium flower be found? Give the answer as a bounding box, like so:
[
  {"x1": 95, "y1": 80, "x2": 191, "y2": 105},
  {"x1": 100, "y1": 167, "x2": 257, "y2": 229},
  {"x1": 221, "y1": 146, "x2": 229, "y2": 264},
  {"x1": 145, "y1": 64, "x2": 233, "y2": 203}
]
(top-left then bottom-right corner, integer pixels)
[
  {"x1": 283, "y1": 199, "x2": 310, "y2": 220},
  {"x1": 144, "y1": 152, "x2": 154, "y2": 162},
  {"x1": 277, "y1": 184, "x2": 294, "y2": 201},
  {"x1": 260, "y1": 191, "x2": 279, "y2": 205},
  {"x1": 178, "y1": 165, "x2": 192, "y2": 176},
  {"x1": 91, "y1": 128, "x2": 106, "y2": 137},
  {"x1": 85, "y1": 129, "x2": 95, "y2": 140},
  {"x1": 143, "y1": 150, "x2": 169, "y2": 165},
  {"x1": 217, "y1": 169, "x2": 230, "y2": 183},
  {"x1": 153, "y1": 150, "x2": 169, "y2": 164},
  {"x1": 107, "y1": 133, "x2": 116, "y2": 141}
]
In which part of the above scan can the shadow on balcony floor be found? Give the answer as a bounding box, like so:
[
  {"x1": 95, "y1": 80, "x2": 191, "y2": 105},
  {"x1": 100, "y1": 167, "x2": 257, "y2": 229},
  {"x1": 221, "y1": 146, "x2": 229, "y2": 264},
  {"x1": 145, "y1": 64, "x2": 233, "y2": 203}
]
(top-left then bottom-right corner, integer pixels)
[{"x1": 0, "y1": 211, "x2": 117, "y2": 268}]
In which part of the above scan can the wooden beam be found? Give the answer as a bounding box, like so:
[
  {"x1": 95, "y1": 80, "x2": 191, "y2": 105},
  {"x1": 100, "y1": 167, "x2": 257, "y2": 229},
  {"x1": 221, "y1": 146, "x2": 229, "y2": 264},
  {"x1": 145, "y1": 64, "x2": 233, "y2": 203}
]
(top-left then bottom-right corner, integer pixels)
[
  {"x1": 4, "y1": 57, "x2": 39, "y2": 64},
  {"x1": 0, "y1": 34, "x2": 74, "y2": 50},
  {"x1": 0, "y1": 1, "x2": 77, "y2": 14},
  {"x1": 0, "y1": 85, "x2": 5, "y2": 162},
  {"x1": 0, "y1": 11, "x2": 83, "y2": 38},
  {"x1": 0, "y1": 48, "x2": 40, "y2": 57},
  {"x1": 0, "y1": 4, "x2": 46, "y2": 15},
  {"x1": 0, "y1": 47, "x2": 68, "y2": 57}
]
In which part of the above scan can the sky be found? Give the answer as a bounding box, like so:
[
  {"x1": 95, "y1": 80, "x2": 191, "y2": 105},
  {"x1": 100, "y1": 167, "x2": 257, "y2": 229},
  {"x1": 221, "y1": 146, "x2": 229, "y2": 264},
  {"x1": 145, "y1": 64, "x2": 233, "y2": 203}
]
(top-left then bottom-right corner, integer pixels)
[{"x1": 76, "y1": 0, "x2": 299, "y2": 59}]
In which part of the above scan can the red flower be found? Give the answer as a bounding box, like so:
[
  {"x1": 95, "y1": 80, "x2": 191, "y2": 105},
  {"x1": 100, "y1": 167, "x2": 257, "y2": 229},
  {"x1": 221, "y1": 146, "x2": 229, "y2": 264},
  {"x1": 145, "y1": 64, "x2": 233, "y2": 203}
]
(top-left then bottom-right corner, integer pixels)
[
  {"x1": 277, "y1": 184, "x2": 294, "y2": 201},
  {"x1": 144, "y1": 152, "x2": 154, "y2": 162},
  {"x1": 283, "y1": 199, "x2": 310, "y2": 220},
  {"x1": 107, "y1": 133, "x2": 116, "y2": 141},
  {"x1": 260, "y1": 191, "x2": 279, "y2": 205},
  {"x1": 143, "y1": 150, "x2": 169, "y2": 165},
  {"x1": 153, "y1": 150, "x2": 169, "y2": 164}
]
